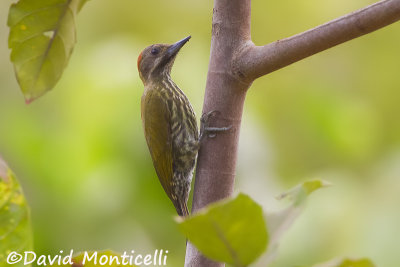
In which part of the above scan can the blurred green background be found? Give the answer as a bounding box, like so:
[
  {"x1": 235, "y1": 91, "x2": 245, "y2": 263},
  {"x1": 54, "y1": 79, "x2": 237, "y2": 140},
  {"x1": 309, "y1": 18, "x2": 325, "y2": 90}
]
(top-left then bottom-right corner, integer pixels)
[{"x1": 1, "y1": 0, "x2": 400, "y2": 266}]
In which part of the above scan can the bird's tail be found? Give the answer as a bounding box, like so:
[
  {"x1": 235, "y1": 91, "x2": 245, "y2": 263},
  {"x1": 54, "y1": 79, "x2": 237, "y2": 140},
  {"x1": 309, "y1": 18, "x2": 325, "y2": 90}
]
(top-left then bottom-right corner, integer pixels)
[{"x1": 176, "y1": 200, "x2": 190, "y2": 217}]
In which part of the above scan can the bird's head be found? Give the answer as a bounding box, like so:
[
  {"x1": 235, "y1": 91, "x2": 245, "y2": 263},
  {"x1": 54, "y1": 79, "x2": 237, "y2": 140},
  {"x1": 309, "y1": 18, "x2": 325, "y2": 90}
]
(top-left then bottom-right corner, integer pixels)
[{"x1": 137, "y1": 36, "x2": 191, "y2": 84}]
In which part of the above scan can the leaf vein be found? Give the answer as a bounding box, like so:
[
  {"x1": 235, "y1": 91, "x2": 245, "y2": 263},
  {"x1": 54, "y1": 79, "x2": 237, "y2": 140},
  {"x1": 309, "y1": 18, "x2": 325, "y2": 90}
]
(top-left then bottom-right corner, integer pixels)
[
  {"x1": 32, "y1": 0, "x2": 74, "y2": 90},
  {"x1": 9, "y1": 2, "x2": 69, "y2": 27}
]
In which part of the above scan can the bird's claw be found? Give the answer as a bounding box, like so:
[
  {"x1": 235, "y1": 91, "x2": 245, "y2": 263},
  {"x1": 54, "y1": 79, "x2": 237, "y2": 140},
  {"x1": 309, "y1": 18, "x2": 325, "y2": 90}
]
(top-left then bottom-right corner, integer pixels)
[
  {"x1": 200, "y1": 110, "x2": 220, "y2": 123},
  {"x1": 200, "y1": 110, "x2": 232, "y2": 141}
]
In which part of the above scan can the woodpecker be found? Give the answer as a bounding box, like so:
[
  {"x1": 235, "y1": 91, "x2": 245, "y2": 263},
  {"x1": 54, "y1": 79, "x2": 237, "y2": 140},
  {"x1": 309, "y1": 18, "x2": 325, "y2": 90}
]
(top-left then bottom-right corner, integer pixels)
[{"x1": 138, "y1": 36, "x2": 198, "y2": 216}]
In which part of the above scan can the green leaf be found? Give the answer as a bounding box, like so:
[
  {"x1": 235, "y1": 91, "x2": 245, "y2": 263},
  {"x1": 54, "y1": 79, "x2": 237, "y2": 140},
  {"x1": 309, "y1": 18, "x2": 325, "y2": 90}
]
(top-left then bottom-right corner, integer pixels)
[
  {"x1": 64, "y1": 250, "x2": 138, "y2": 266},
  {"x1": 0, "y1": 157, "x2": 33, "y2": 266},
  {"x1": 275, "y1": 179, "x2": 331, "y2": 205},
  {"x1": 78, "y1": 0, "x2": 90, "y2": 11},
  {"x1": 177, "y1": 193, "x2": 268, "y2": 267},
  {"x1": 7, "y1": 0, "x2": 85, "y2": 103},
  {"x1": 264, "y1": 180, "x2": 330, "y2": 265},
  {"x1": 310, "y1": 258, "x2": 376, "y2": 267}
]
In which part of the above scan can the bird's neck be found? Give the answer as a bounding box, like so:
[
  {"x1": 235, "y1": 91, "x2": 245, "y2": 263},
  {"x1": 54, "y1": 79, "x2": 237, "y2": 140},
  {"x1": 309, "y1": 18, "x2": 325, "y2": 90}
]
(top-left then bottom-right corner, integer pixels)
[
  {"x1": 154, "y1": 74, "x2": 185, "y2": 98},
  {"x1": 162, "y1": 73, "x2": 176, "y2": 86},
  {"x1": 157, "y1": 74, "x2": 177, "y2": 89}
]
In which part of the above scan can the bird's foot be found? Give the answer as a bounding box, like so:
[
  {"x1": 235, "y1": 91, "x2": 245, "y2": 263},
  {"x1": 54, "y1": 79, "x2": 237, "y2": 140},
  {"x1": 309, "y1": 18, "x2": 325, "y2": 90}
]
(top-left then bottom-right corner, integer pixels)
[{"x1": 200, "y1": 110, "x2": 232, "y2": 141}]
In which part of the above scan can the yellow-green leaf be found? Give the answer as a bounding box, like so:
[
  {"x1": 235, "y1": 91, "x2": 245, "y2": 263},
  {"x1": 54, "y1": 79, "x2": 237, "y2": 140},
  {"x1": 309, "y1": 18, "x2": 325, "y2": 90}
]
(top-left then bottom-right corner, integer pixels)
[
  {"x1": 177, "y1": 193, "x2": 268, "y2": 267},
  {"x1": 7, "y1": 0, "x2": 86, "y2": 103},
  {"x1": 276, "y1": 179, "x2": 331, "y2": 205},
  {"x1": 264, "y1": 180, "x2": 330, "y2": 265},
  {"x1": 78, "y1": 0, "x2": 90, "y2": 11},
  {"x1": 0, "y1": 157, "x2": 32, "y2": 266}
]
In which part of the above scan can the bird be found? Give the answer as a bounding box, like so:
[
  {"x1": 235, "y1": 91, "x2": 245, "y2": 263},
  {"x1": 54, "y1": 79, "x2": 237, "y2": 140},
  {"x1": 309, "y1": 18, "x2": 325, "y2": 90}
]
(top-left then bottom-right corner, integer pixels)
[{"x1": 137, "y1": 36, "x2": 198, "y2": 217}]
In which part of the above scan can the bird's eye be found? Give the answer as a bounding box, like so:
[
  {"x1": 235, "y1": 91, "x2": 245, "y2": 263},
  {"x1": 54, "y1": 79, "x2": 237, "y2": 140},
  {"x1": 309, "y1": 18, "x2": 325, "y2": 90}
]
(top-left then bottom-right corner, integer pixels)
[{"x1": 151, "y1": 48, "x2": 159, "y2": 55}]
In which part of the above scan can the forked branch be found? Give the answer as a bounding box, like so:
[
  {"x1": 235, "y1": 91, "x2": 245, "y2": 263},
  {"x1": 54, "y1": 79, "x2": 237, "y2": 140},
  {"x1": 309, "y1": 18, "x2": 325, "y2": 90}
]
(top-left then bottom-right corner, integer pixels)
[
  {"x1": 240, "y1": 0, "x2": 400, "y2": 81},
  {"x1": 186, "y1": 0, "x2": 400, "y2": 266}
]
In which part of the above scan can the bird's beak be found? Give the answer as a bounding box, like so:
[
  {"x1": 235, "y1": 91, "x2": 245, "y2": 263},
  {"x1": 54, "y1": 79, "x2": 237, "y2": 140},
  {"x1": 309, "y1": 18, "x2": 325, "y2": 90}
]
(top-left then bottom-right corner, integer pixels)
[{"x1": 167, "y1": 36, "x2": 191, "y2": 58}]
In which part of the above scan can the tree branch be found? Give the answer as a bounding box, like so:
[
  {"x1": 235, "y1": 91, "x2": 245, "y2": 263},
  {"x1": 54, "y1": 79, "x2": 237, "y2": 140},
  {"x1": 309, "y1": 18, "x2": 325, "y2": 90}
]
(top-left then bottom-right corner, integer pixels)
[
  {"x1": 241, "y1": 0, "x2": 400, "y2": 81},
  {"x1": 185, "y1": 0, "x2": 400, "y2": 266}
]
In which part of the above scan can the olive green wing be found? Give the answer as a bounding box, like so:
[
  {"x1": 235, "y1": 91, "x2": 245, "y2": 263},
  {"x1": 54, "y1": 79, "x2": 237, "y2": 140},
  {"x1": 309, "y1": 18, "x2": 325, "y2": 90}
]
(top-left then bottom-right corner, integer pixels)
[{"x1": 141, "y1": 89, "x2": 173, "y2": 197}]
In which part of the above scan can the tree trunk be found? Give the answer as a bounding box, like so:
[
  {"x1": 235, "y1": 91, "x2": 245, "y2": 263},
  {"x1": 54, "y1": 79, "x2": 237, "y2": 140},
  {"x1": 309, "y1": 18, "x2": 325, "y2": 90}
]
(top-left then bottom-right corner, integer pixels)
[
  {"x1": 185, "y1": 0, "x2": 400, "y2": 266},
  {"x1": 185, "y1": 0, "x2": 252, "y2": 266}
]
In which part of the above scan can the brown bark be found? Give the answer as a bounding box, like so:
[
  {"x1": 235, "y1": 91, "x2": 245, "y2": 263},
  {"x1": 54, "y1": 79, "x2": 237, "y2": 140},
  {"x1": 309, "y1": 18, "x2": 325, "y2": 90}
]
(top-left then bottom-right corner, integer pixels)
[
  {"x1": 185, "y1": 1, "x2": 252, "y2": 266},
  {"x1": 240, "y1": 0, "x2": 400, "y2": 81},
  {"x1": 185, "y1": 0, "x2": 400, "y2": 266}
]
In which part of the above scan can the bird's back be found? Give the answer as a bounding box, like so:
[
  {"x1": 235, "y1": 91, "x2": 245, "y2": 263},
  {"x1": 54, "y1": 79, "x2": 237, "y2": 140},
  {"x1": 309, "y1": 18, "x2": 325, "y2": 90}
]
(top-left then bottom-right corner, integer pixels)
[{"x1": 141, "y1": 80, "x2": 198, "y2": 216}]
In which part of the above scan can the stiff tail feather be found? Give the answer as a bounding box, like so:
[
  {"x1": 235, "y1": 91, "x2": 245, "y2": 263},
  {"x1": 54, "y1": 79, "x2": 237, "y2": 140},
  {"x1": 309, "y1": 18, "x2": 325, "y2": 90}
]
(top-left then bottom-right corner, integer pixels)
[{"x1": 175, "y1": 199, "x2": 189, "y2": 217}]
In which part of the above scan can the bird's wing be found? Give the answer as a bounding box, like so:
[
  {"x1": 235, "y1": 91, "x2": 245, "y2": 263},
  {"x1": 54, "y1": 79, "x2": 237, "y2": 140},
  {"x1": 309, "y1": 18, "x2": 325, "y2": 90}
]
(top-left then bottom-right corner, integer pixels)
[{"x1": 141, "y1": 89, "x2": 173, "y2": 197}]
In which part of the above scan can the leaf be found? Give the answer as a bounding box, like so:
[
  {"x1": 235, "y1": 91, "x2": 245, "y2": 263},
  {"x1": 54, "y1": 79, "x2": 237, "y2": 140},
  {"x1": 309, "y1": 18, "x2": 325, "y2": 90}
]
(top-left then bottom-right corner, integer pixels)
[
  {"x1": 7, "y1": 0, "x2": 86, "y2": 103},
  {"x1": 78, "y1": 0, "x2": 90, "y2": 11},
  {"x1": 275, "y1": 179, "x2": 332, "y2": 205},
  {"x1": 263, "y1": 180, "x2": 330, "y2": 265},
  {"x1": 0, "y1": 156, "x2": 33, "y2": 265},
  {"x1": 310, "y1": 257, "x2": 376, "y2": 267},
  {"x1": 177, "y1": 193, "x2": 268, "y2": 267},
  {"x1": 64, "y1": 250, "x2": 138, "y2": 266}
]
